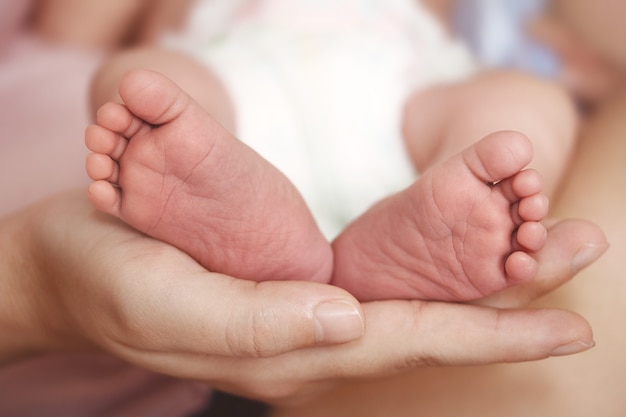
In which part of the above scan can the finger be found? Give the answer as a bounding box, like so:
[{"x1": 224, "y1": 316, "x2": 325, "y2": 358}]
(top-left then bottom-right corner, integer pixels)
[
  {"x1": 324, "y1": 301, "x2": 594, "y2": 373},
  {"x1": 477, "y1": 218, "x2": 608, "y2": 308},
  {"x1": 100, "y1": 244, "x2": 364, "y2": 360},
  {"x1": 463, "y1": 131, "x2": 533, "y2": 184},
  {"x1": 145, "y1": 300, "x2": 594, "y2": 404}
]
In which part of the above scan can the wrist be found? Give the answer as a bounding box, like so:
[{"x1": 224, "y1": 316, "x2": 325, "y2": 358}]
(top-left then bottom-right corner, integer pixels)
[
  {"x1": 0, "y1": 205, "x2": 50, "y2": 364},
  {"x1": 0, "y1": 195, "x2": 95, "y2": 366}
]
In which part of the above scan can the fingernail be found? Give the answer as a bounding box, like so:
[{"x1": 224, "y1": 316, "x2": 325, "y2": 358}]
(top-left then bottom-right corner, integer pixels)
[
  {"x1": 314, "y1": 300, "x2": 364, "y2": 345},
  {"x1": 549, "y1": 339, "x2": 595, "y2": 357},
  {"x1": 571, "y1": 243, "x2": 609, "y2": 272}
]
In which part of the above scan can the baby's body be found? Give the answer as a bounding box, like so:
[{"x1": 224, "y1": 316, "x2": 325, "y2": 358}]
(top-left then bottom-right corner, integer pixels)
[{"x1": 86, "y1": 0, "x2": 576, "y2": 302}]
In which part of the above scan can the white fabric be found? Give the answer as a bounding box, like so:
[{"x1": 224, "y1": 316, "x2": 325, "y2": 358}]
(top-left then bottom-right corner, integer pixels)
[{"x1": 171, "y1": 0, "x2": 476, "y2": 238}]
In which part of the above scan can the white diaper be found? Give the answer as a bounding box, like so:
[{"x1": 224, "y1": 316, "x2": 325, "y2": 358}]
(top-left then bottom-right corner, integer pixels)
[{"x1": 169, "y1": 0, "x2": 476, "y2": 238}]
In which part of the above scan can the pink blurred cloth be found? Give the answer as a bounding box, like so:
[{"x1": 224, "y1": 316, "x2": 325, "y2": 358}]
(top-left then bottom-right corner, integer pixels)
[
  {"x1": 0, "y1": 0, "x2": 33, "y2": 55},
  {"x1": 0, "y1": 34, "x2": 98, "y2": 216},
  {"x1": 0, "y1": 28, "x2": 212, "y2": 417},
  {"x1": 0, "y1": 352, "x2": 211, "y2": 417}
]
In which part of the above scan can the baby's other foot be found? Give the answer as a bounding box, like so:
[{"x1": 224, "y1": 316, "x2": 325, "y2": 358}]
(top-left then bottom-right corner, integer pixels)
[
  {"x1": 85, "y1": 69, "x2": 332, "y2": 283},
  {"x1": 332, "y1": 131, "x2": 548, "y2": 301}
]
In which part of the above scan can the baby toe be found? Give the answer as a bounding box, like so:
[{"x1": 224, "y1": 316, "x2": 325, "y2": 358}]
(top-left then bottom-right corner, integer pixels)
[
  {"x1": 86, "y1": 153, "x2": 119, "y2": 183},
  {"x1": 87, "y1": 180, "x2": 122, "y2": 218},
  {"x1": 518, "y1": 194, "x2": 549, "y2": 222},
  {"x1": 516, "y1": 221, "x2": 547, "y2": 252}
]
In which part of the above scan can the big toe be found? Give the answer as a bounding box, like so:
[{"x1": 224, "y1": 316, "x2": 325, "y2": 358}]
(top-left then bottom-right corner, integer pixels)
[
  {"x1": 465, "y1": 131, "x2": 534, "y2": 184},
  {"x1": 118, "y1": 69, "x2": 192, "y2": 126}
]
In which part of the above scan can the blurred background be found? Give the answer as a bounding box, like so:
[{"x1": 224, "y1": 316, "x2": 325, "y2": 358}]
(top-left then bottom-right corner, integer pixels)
[{"x1": 1, "y1": 0, "x2": 622, "y2": 216}]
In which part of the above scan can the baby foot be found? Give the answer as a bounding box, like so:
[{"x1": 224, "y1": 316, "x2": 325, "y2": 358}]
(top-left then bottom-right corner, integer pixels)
[
  {"x1": 332, "y1": 131, "x2": 549, "y2": 301},
  {"x1": 85, "y1": 69, "x2": 332, "y2": 283}
]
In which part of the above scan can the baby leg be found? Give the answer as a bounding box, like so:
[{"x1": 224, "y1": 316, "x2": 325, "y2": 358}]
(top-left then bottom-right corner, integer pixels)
[
  {"x1": 86, "y1": 68, "x2": 332, "y2": 283},
  {"x1": 332, "y1": 131, "x2": 549, "y2": 301},
  {"x1": 403, "y1": 71, "x2": 578, "y2": 196},
  {"x1": 33, "y1": 0, "x2": 145, "y2": 48}
]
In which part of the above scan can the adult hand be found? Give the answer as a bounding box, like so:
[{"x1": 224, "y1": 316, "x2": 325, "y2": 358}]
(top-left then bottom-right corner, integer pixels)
[
  {"x1": 1, "y1": 190, "x2": 600, "y2": 405},
  {"x1": 476, "y1": 218, "x2": 608, "y2": 309}
]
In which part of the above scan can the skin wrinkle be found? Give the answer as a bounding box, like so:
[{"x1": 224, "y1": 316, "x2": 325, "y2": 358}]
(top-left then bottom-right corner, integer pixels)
[
  {"x1": 500, "y1": 142, "x2": 521, "y2": 180},
  {"x1": 385, "y1": 192, "x2": 454, "y2": 298},
  {"x1": 224, "y1": 302, "x2": 244, "y2": 357},
  {"x1": 144, "y1": 115, "x2": 218, "y2": 235},
  {"x1": 452, "y1": 218, "x2": 474, "y2": 296},
  {"x1": 148, "y1": 182, "x2": 174, "y2": 235},
  {"x1": 110, "y1": 131, "x2": 127, "y2": 160},
  {"x1": 464, "y1": 193, "x2": 502, "y2": 297},
  {"x1": 220, "y1": 281, "x2": 286, "y2": 358},
  {"x1": 411, "y1": 177, "x2": 468, "y2": 299},
  {"x1": 429, "y1": 177, "x2": 463, "y2": 270},
  {"x1": 133, "y1": 77, "x2": 178, "y2": 125},
  {"x1": 429, "y1": 162, "x2": 512, "y2": 298},
  {"x1": 232, "y1": 295, "x2": 286, "y2": 359},
  {"x1": 400, "y1": 302, "x2": 446, "y2": 369},
  {"x1": 414, "y1": 173, "x2": 448, "y2": 240},
  {"x1": 376, "y1": 190, "x2": 445, "y2": 297},
  {"x1": 250, "y1": 308, "x2": 267, "y2": 358}
]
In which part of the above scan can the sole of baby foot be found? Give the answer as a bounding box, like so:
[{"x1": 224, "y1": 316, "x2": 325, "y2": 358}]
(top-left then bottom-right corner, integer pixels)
[
  {"x1": 332, "y1": 131, "x2": 548, "y2": 301},
  {"x1": 85, "y1": 69, "x2": 333, "y2": 284}
]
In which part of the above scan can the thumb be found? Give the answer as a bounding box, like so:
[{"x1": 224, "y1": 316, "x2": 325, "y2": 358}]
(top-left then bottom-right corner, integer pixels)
[
  {"x1": 107, "y1": 269, "x2": 365, "y2": 359},
  {"x1": 477, "y1": 218, "x2": 608, "y2": 308},
  {"x1": 208, "y1": 277, "x2": 366, "y2": 357}
]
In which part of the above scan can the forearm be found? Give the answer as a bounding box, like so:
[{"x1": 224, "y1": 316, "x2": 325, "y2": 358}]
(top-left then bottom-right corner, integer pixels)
[{"x1": 403, "y1": 70, "x2": 579, "y2": 195}]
